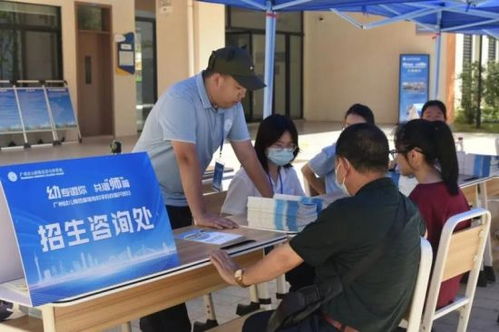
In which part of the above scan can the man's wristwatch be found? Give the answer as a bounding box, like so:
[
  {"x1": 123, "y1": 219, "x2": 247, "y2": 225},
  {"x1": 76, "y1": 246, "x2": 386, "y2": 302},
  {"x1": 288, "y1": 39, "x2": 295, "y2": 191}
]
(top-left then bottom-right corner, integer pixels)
[{"x1": 234, "y1": 269, "x2": 249, "y2": 288}]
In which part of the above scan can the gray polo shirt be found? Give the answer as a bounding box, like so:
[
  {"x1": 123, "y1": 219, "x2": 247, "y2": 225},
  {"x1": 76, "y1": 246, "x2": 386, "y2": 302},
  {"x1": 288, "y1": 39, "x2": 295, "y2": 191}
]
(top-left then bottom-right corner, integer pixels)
[{"x1": 133, "y1": 72, "x2": 250, "y2": 206}]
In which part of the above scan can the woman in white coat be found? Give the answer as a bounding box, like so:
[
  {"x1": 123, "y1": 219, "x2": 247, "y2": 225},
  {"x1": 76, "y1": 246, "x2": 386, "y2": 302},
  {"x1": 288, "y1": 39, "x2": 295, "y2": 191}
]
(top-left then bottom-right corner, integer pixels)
[
  {"x1": 222, "y1": 114, "x2": 305, "y2": 216},
  {"x1": 222, "y1": 114, "x2": 313, "y2": 291}
]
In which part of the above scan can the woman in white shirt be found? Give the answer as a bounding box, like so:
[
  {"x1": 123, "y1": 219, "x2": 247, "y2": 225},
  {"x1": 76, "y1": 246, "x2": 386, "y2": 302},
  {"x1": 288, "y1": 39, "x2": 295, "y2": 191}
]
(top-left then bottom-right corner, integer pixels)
[
  {"x1": 222, "y1": 114, "x2": 312, "y2": 291},
  {"x1": 222, "y1": 114, "x2": 304, "y2": 216}
]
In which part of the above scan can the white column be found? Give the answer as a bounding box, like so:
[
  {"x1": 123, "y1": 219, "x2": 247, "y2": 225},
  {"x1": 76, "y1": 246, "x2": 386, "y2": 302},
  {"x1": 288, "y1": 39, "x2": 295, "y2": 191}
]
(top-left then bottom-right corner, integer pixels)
[{"x1": 187, "y1": 0, "x2": 195, "y2": 77}]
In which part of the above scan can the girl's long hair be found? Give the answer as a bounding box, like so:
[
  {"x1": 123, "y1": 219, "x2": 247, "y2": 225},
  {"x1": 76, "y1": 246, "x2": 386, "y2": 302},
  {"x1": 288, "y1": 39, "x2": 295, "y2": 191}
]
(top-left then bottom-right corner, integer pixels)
[{"x1": 395, "y1": 119, "x2": 459, "y2": 195}]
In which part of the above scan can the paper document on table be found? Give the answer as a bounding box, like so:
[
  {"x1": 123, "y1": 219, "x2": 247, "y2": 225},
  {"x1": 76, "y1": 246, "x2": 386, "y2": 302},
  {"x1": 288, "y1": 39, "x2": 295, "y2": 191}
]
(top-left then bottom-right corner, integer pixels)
[{"x1": 175, "y1": 229, "x2": 243, "y2": 245}]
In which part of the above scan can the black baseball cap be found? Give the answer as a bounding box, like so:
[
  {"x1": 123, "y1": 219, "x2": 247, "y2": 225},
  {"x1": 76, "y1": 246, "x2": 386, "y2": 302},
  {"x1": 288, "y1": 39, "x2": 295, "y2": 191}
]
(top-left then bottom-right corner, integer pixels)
[{"x1": 207, "y1": 46, "x2": 266, "y2": 91}]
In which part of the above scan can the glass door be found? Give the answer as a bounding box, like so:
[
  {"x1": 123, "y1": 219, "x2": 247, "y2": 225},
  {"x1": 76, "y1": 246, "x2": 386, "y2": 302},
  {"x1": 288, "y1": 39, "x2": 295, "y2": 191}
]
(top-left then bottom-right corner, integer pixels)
[
  {"x1": 135, "y1": 18, "x2": 157, "y2": 131},
  {"x1": 227, "y1": 31, "x2": 302, "y2": 122},
  {"x1": 226, "y1": 32, "x2": 255, "y2": 121}
]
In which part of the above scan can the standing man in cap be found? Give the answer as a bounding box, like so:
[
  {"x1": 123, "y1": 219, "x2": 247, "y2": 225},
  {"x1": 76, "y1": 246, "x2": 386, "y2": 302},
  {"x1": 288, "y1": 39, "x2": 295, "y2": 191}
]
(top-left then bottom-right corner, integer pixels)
[{"x1": 133, "y1": 46, "x2": 273, "y2": 331}]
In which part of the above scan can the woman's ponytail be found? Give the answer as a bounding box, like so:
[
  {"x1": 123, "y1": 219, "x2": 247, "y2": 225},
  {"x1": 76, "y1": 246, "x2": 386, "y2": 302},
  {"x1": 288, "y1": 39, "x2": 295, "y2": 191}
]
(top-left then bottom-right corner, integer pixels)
[{"x1": 431, "y1": 121, "x2": 459, "y2": 195}]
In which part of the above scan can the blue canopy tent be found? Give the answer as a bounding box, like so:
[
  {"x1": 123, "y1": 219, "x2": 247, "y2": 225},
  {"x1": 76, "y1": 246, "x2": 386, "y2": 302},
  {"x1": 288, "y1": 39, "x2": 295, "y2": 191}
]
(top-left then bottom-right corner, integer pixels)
[{"x1": 197, "y1": 0, "x2": 499, "y2": 118}]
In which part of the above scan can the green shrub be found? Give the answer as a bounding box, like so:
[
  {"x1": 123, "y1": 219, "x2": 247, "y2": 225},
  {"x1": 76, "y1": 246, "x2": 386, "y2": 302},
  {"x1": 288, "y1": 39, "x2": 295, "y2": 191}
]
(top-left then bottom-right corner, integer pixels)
[
  {"x1": 459, "y1": 60, "x2": 499, "y2": 126},
  {"x1": 459, "y1": 61, "x2": 484, "y2": 124}
]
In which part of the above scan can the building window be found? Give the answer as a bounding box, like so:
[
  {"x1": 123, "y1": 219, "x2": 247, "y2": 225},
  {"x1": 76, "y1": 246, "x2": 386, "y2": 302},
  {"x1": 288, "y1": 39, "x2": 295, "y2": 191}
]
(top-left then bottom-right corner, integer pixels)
[
  {"x1": 0, "y1": 1, "x2": 62, "y2": 82},
  {"x1": 488, "y1": 37, "x2": 496, "y2": 62},
  {"x1": 135, "y1": 15, "x2": 157, "y2": 132},
  {"x1": 226, "y1": 7, "x2": 303, "y2": 122},
  {"x1": 462, "y1": 34, "x2": 472, "y2": 66},
  {"x1": 77, "y1": 5, "x2": 110, "y2": 32}
]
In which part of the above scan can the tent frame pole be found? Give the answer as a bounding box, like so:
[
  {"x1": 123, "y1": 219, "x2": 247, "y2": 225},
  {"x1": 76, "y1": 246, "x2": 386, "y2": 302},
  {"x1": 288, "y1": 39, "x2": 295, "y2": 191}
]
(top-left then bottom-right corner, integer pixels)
[
  {"x1": 433, "y1": 12, "x2": 443, "y2": 99},
  {"x1": 263, "y1": 1, "x2": 277, "y2": 119}
]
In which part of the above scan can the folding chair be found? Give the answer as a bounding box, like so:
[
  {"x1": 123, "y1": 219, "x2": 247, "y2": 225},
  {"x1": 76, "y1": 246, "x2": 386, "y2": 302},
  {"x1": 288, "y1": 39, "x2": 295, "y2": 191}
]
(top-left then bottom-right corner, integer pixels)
[
  {"x1": 486, "y1": 177, "x2": 499, "y2": 325},
  {"x1": 421, "y1": 208, "x2": 491, "y2": 332},
  {"x1": 485, "y1": 177, "x2": 499, "y2": 281},
  {"x1": 399, "y1": 237, "x2": 433, "y2": 332}
]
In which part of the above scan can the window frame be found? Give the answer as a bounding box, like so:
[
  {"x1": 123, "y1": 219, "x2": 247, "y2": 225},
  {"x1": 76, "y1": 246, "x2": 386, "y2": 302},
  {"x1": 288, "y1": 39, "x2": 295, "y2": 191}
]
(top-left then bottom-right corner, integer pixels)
[
  {"x1": 0, "y1": 1, "x2": 63, "y2": 81},
  {"x1": 225, "y1": 6, "x2": 304, "y2": 122}
]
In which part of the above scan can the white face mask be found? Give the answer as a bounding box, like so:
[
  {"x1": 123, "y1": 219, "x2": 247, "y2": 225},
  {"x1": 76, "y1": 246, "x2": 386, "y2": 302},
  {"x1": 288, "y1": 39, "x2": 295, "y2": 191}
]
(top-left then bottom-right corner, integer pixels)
[
  {"x1": 335, "y1": 161, "x2": 351, "y2": 196},
  {"x1": 266, "y1": 147, "x2": 295, "y2": 166}
]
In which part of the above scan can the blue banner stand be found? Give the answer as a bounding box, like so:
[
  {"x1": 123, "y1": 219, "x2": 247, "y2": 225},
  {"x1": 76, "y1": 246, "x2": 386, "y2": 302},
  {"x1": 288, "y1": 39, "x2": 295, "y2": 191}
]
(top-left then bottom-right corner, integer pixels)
[
  {"x1": 398, "y1": 54, "x2": 430, "y2": 123},
  {"x1": 0, "y1": 153, "x2": 179, "y2": 307}
]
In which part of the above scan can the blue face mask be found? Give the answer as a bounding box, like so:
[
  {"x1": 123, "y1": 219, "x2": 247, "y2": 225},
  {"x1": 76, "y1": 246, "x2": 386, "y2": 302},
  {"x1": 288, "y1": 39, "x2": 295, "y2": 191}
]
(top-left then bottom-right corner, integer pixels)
[
  {"x1": 335, "y1": 162, "x2": 351, "y2": 196},
  {"x1": 266, "y1": 148, "x2": 295, "y2": 166}
]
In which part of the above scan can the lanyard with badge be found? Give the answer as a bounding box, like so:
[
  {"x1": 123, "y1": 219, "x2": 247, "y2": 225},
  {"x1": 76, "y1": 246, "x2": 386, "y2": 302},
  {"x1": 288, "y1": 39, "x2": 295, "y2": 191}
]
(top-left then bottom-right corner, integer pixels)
[
  {"x1": 212, "y1": 113, "x2": 225, "y2": 192},
  {"x1": 266, "y1": 169, "x2": 283, "y2": 195}
]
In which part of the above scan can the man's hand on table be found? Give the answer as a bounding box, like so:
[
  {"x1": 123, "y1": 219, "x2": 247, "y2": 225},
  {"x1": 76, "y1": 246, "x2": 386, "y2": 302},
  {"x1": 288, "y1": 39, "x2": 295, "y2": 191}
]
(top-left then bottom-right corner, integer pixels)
[
  {"x1": 210, "y1": 249, "x2": 240, "y2": 286},
  {"x1": 194, "y1": 212, "x2": 239, "y2": 229}
]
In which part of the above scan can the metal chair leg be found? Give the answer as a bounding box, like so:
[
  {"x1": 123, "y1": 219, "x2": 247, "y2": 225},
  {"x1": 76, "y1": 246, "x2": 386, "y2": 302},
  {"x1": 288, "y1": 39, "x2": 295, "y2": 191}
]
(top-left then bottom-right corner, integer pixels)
[{"x1": 193, "y1": 294, "x2": 218, "y2": 332}]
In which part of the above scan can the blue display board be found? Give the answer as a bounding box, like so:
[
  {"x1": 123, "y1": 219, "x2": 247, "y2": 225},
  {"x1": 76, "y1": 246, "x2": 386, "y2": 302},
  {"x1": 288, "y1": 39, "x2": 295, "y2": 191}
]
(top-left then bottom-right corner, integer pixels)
[
  {"x1": 0, "y1": 153, "x2": 179, "y2": 306},
  {"x1": 398, "y1": 54, "x2": 430, "y2": 122},
  {"x1": 46, "y1": 87, "x2": 77, "y2": 129},
  {"x1": 16, "y1": 88, "x2": 52, "y2": 131},
  {"x1": 0, "y1": 88, "x2": 23, "y2": 133}
]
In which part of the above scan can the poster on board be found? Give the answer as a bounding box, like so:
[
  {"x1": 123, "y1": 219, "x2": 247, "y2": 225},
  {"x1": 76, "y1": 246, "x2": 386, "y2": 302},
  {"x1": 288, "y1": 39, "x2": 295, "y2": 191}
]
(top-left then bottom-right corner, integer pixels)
[
  {"x1": 0, "y1": 88, "x2": 23, "y2": 133},
  {"x1": 16, "y1": 87, "x2": 52, "y2": 131},
  {"x1": 46, "y1": 87, "x2": 77, "y2": 129}
]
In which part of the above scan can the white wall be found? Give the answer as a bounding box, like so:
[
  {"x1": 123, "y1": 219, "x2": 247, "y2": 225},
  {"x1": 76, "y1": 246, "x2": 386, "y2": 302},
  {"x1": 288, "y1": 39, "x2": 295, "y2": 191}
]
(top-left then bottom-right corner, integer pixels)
[
  {"x1": 194, "y1": 2, "x2": 225, "y2": 72},
  {"x1": 155, "y1": 0, "x2": 225, "y2": 96},
  {"x1": 303, "y1": 12, "x2": 449, "y2": 124},
  {"x1": 110, "y1": 0, "x2": 136, "y2": 137}
]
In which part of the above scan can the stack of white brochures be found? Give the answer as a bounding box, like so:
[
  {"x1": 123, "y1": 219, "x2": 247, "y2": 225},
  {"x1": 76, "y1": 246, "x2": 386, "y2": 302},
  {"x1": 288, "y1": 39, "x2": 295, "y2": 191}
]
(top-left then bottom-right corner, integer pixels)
[
  {"x1": 247, "y1": 194, "x2": 325, "y2": 232},
  {"x1": 457, "y1": 152, "x2": 499, "y2": 177}
]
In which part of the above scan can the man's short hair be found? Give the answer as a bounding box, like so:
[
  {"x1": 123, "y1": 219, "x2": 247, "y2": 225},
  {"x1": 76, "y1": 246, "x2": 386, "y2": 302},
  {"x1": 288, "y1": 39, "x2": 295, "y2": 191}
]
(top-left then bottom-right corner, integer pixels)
[
  {"x1": 344, "y1": 104, "x2": 375, "y2": 125},
  {"x1": 336, "y1": 123, "x2": 389, "y2": 173}
]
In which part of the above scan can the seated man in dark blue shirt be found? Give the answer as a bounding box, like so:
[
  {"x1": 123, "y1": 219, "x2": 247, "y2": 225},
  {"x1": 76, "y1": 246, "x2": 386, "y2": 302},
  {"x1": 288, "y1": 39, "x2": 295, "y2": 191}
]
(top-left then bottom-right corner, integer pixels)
[{"x1": 211, "y1": 123, "x2": 426, "y2": 332}]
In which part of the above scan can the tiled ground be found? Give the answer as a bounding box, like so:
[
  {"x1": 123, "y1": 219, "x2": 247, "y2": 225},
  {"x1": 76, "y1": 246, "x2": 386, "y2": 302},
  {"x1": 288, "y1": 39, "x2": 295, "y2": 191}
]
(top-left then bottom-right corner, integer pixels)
[
  {"x1": 430, "y1": 276, "x2": 499, "y2": 332},
  {"x1": 114, "y1": 273, "x2": 499, "y2": 332},
  {"x1": 1, "y1": 121, "x2": 497, "y2": 332}
]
